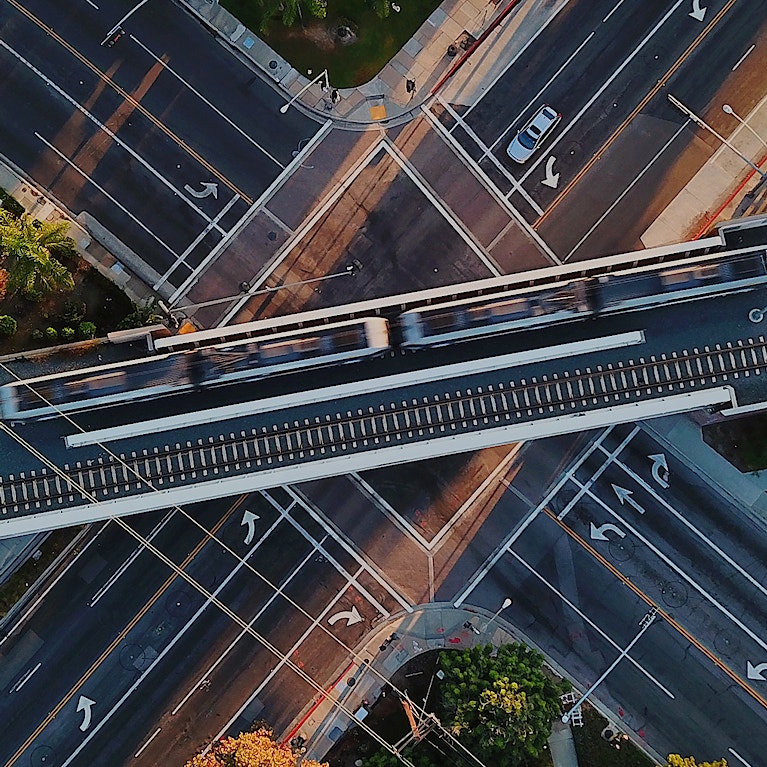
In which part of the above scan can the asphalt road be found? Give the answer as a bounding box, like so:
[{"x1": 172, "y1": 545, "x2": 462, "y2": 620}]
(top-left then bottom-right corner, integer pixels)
[
  {"x1": 0, "y1": 0, "x2": 319, "y2": 292},
  {"x1": 455, "y1": 423, "x2": 767, "y2": 765},
  {"x1": 441, "y1": 0, "x2": 767, "y2": 261}
]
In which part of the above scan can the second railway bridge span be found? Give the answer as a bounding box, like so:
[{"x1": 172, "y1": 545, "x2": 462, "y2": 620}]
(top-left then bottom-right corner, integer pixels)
[{"x1": 2, "y1": 217, "x2": 767, "y2": 537}]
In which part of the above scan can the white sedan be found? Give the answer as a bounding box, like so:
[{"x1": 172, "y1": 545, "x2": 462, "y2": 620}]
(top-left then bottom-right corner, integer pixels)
[{"x1": 506, "y1": 105, "x2": 562, "y2": 163}]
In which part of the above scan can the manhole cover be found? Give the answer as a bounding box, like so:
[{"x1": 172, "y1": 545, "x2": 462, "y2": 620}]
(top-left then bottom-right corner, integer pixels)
[
  {"x1": 714, "y1": 629, "x2": 739, "y2": 657},
  {"x1": 166, "y1": 590, "x2": 192, "y2": 617},
  {"x1": 660, "y1": 580, "x2": 688, "y2": 608},
  {"x1": 30, "y1": 746, "x2": 57, "y2": 767},
  {"x1": 119, "y1": 643, "x2": 146, "y2": 670},
  {"x1": 608, "y1": 537, "x2": 636, "y2": 562}
]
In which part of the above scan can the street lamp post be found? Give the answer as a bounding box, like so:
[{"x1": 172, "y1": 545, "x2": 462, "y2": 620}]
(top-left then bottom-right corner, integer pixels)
[
  {"x1": 280, "y1": 70, "x2": 330, "y2": 114},
  {"x1": 668, "y1": 94, "x2": 767, "y2": 180},
  {"x1": 485, "y1": 597, "x2": 513, "y2": 633},
  {"x1": 562, "y1": 606, "x2": 658, "y2": 724},
  {"x1": 722, "y1": 104, "x2": 767, "y2": 150},
  {"x1": 101, "y1": 0, "x2": 153, "y2": 46}
]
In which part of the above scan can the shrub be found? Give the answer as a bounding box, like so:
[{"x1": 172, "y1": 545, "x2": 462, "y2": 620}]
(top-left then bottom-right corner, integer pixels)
[
  {"x1": 44, "y1": 327, "x2": 58, "y2": 342},
  {"x1": 31, "y1": 329, "x2": 44, "y2": 341},
  {"x1": 0, "y1": 315, "x2": 17, "y2": 337},
  {"x1": 63, "y1": 300, "x2": 86, "y2": 324},
  {"x1": 61, "y1": 326, "x2": 75, "y2": 342},
  {"x1": 78, "y1": 321, "x2": 97, "y2": 340},
  {"x1": 0, "y1": 187, "x2": 25, "y2": 218},
  {"x1": 0, "y1": 268, "x2": 8, "y2": 302}
]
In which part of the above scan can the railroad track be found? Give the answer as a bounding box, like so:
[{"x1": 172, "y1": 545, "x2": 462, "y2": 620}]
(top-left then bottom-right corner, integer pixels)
[{"x1": 2, "y1": 336, "x2": 765, "y2": 517}]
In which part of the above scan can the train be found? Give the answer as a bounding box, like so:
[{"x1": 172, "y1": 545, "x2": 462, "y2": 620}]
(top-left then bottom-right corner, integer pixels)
[
  {"x1": 0, "y1": 318, "x2": 390, "y2": 421},
  {"x1": 2, "y1": 252, "x2": 765, "y2": 421}
]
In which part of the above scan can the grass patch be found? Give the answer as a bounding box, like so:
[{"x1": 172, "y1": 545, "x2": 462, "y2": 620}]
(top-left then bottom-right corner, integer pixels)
[
  {"x1": 572, "y1": 704, "x2": 654, "y2": 767},
  {"x1": 220, "y1": 0, "x2": 441, "y2": 87},
  {"x1": 0, "y1": 527, "x2": 82, "y2": 619}
]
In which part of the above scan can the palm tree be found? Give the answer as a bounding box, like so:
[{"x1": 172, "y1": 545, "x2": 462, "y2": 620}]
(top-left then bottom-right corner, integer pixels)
[{"x1": 0, "y1": 211, "x2": 74, "y2": 299}]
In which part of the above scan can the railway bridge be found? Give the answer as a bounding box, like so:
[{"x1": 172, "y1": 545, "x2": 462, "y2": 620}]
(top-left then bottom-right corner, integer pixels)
[{"x1": 1, "y1": 217, "x2": 767, "y2": 537}]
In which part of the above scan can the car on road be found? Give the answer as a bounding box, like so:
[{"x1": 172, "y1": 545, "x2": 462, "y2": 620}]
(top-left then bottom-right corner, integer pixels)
[{"x1": 506, "y1": 105, "x2": 561, "y2": 163}]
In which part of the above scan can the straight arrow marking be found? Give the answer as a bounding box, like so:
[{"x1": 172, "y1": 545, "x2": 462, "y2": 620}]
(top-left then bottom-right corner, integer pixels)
[{"x1": 612, "y1": 484, "x2": 645, "y2": 514}]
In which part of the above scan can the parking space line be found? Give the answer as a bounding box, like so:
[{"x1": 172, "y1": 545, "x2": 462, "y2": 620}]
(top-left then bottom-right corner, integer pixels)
[
  {"x1": 454, "y1": 428, "x2": 617, "y2": 606},
  {"x1": 0, "y1": 39, "x2": 227, "y2": 232},
  {"x1": 557, "y1": 425, "x2": 640, "y2": 520},
  {"x1": 576, "y1": 479, "x2": 767, "y2": 655},
  {"x1": 35, "y1": 133, "x2": 179, "y2": 259},
  {"x1": 597, "y1": 445, "x2": 767, "y2": 604},
  {"x1": 509, "y1": 549, "x2": 674, "y2": 698},
  {"x1": 171, "y1": 539, "x2": 323, "y2": 715},
  {"x1": 129, "y1": 34, "x2": 284, "y2": 169}
]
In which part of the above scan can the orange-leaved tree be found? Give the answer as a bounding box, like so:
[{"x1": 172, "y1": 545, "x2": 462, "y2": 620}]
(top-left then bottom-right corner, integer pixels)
[{"x1": 184, "y1": 728, "x2": 327, "y2": 767}]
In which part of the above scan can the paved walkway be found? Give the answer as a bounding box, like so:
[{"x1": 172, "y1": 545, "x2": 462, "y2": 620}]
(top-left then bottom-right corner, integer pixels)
[{"x1": 282, "y1": 603, "x2": 583, "y2": 766}]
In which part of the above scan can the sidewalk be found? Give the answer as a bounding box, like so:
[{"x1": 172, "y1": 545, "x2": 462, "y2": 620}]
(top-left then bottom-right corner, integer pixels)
[
  {"x1": 285, "y1": 603, "x2": 582, "y2": 766},
  {"x1": 181, "y1": 0, "x2": 568, "y2": 125}
]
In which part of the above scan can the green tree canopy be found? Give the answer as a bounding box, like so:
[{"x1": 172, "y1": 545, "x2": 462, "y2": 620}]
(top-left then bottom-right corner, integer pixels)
[
  {"x1": 664, "y1": 757, "x2": 728, "y2": 767},
  {"x1": 439, "y1": 643, "x2": 568, "y2": 767},
  {"x1": 0, "y1": 211, "x2": 74, "y2": 299},
  {"x1": 257, "y1": 0, "x2": 326, "y2": 30}
]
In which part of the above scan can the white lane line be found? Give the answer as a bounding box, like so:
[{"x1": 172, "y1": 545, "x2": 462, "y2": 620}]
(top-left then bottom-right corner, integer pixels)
[
  {"x1": 728, "y1": 748, "x2": 753, "y2": 767},
  {"x1": 60, "y1": 510, "x2": 286, "y2": 767},
  {"x1": 462, "y1": 0, "x2": 572, "y2": 118},
  {"x1": 152, "y1": 192, "x2": 242, "y2": 291},
  {"x1": 518, "y1": 0, "x2": 687, "y2": 186},
  {"x1": 168, "y1": 119, "x2": 334, "y2": 308},
  {"x1": 489, "y1": 32, "x2": 595, "y2": 153},
  {"x1": 271, "y1": 487, "x2": 408, "y2": 613},
  {"x1": 129, "y1": 34, "x2": 284, "y2": 169},
  {"x1": 557, "y1": 425, "x2": 640, "y2": 520},
  {"x1": 454, "y1": 427, "x2": 617, "y2": 606},
  {"x1": 732, "y1": 44, "x2": 755, "y2": 71},
  {"x1": 599, "y1": 444, "x2": 767, "y2": 604},
  {"x1": 382, "y1": 140, "x2": 503, "y2": 276},
  {"x1": 134, "y1": 728, "x2": 161, "y2": 759},
  {"x1": 602, "y1": 0, "x2": 631, "y2": 24},
  {"x1": 35, "y1": 133, "x2": 179, "y2": 260},
  {"x1": 421, "y1": 104, "x2": 559, "y2": 264},
  {"x1": 12, "y1": 662, "x2": 42, "y2": 692},
  {"x1": 171, "y1": 540, "x2": 323, "y2": 715},
  {"x1": 84, "y1": 0, "x2": 99, "y2": 8},
  {"x1": 0, "y1": 39, "x2": 225, "y2": 232},
  {"x1": 510, "y1": 550, "x2": 675, "y2": 698},
  {"x1": 577, "y1": 479, "x2": 767, "y2": 655},
  {"x1": 436, "y1": 99, "x2": 543, "y2": 216},
  {"x1": 212, "y1": 564, "x2": 372, "y2": 742},
  {"x1": 0, "y1": 524, "x2": 109, "y2": 648},
  {"x1": 89, "y1": 510, "x2": 177, "y2": 607},
  {"x1": 563, "y1": 121, "x2": 689, "y2": 261}
]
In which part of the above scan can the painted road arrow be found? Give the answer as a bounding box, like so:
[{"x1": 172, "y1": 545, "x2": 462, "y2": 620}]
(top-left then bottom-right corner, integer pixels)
[
  {"x1": 77, "y1": 695, "x2": 96, "y2": 731},
  {"x1": 612, "y1": 484, "x2": 645, "y2": 514},
  {"x1": 328, "y1": 606, "x2": 363, "y2": 627},
  {"x1": 689, "y1": 0, "x2": 706, "y2": 21},
  {"x1": 649, "y1": 453, "x2": 669, "y2": 488},
  {"x1": 747, "y1": 661, "x2": 767, "y2": 680},
  {"x1": 541, "y1": 156, "x2": 560, "y2": 189},
  {"x1": 590, "y1": 522, "x2": 626, "y2": 541},
  {"x1": 184, "y1": 181, "x2": 218, "y2": 199},
  {"x1": 241, "y1": 510, "x2": 260, "y2": 545}
]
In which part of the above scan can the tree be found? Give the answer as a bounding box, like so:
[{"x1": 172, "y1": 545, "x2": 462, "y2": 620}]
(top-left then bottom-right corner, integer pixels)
[
  {"x1": 0, "y1": 211, "x2": 74, "y2": 299},
  {"x1": 117, "y1": 298, "x2": 164, "y2": 330},
  {"x1": 664, "y1": 757, "x2": 728, "y2": 767},
  {"x1": 440, "y1": 643, "x2": 568, "y2": 767},
  {"x1": 257, "y1": 0, "x2": 326, "y2": 30},
  {"x1": 184, "y1": 728, "x2": 327, "y2": 767}
]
